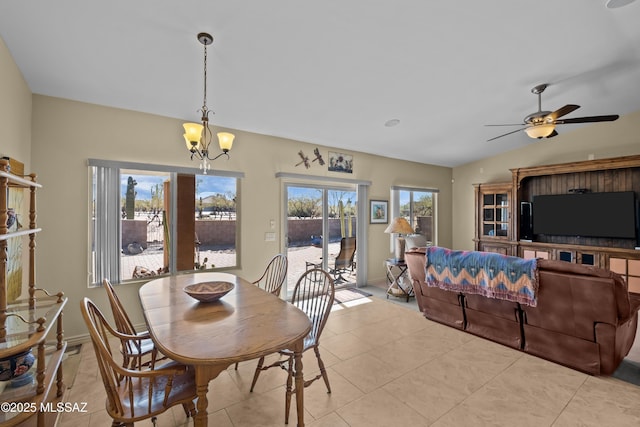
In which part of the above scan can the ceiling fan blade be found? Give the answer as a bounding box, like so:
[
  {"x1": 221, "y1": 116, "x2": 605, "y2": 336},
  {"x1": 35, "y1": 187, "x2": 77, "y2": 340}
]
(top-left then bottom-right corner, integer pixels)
[
  {"x1": 487, "y1": 127, "x2": 525, "y2": 142},
  {"x1": 556, "y1": 114, "x2": 619, "y2": 124},
  {"x1": 546, "y1": 104, "x2": 580, "y2": 121},
  {"x1": 546, "y1": 130, "x2": 559, "y2": 138}
]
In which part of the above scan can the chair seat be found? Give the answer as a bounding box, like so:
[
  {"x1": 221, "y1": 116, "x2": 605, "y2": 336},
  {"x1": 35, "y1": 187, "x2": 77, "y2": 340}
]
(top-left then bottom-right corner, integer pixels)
[
  {"x1": 110, "y1": 365, "x2": 196, "y2": 423},
  {"x1": 122, "y1": 335, "x2": 155, "y2": 357}
]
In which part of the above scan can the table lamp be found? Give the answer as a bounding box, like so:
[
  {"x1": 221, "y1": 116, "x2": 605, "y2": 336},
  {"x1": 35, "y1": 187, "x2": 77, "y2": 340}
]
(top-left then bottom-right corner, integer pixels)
[{"x1": 385, "y1": 217, "x2": 414, "y2": 261}]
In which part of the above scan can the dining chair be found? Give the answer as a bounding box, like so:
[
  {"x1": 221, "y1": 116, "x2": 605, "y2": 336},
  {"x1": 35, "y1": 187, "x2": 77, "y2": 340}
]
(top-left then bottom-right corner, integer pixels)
[
  {"x1": 253, "y1": 253, "x2": 288, "y2": 295},
  {"x1": 80, "y1": 297, "x2": 197, "y2": 426},
  {"x1": 234, "y1": 253, "x2": 288, "y2": 369},
  {"x1": 103, "y1": 278, "x2": 160, "y2": 370},
  {"x1": 249, "y1": 268, "x2": 335, "y2": 424}
]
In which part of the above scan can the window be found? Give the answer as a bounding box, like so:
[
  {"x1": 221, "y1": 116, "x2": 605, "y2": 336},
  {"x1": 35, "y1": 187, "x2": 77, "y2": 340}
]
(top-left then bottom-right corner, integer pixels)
[
  {"x1": 89, "y1": 160, "x2": 242, "y2": 287},
  {"x1": 391, "y1": 186, "x2": 438, "y2": 245}
]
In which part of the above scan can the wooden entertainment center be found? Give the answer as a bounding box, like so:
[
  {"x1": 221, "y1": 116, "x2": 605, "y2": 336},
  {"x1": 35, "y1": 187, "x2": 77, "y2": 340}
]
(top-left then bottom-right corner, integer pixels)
[{"x1": 474, "y1": 154, "x2": 640, "y2": 293}]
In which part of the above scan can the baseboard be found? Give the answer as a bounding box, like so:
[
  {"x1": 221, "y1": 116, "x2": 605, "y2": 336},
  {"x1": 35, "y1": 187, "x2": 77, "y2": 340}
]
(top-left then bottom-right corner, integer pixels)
[{"x1": 65, "y1": 332, "x2": 91, "y2": 348}]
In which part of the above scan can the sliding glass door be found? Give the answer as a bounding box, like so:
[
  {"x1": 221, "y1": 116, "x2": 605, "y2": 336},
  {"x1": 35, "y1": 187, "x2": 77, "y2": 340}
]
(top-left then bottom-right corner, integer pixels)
[{"x1": 285, "y1": 184, "x2": 357, "y2": 296}]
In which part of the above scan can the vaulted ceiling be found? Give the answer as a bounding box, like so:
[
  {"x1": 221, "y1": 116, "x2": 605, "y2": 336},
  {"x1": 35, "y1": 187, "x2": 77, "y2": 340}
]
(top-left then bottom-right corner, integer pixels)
[{"x1": 1, "y1": 1, "x2": 640, "y2": 167}]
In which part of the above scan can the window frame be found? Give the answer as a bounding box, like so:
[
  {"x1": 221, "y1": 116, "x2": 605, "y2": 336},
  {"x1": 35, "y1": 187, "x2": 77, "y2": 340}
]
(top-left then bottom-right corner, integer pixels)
[
  {"x1": 88, "y1": 159, "x2": 243, "y2": 287},
  {"x1": 390, "y1": 185, "x2": 438, "y2": 246}
]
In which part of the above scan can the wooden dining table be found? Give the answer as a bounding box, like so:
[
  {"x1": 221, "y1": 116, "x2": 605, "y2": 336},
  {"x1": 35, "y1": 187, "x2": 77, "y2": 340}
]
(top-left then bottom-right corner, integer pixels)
[{"x1": 138, "y1": 272, "x2": 312, "y2": 426}]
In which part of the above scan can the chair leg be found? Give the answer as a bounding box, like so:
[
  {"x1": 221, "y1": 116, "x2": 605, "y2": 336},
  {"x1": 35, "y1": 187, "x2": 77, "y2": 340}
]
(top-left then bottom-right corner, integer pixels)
[
  {"x1": 249, "y1": 356, "x2": 265, "y2": 392},
  {"x1": 234, "y1": 362, "x2": 239, "y2": 370},
  {"x1": 314, "y1": 347, "x2": 331, "y2": 393},
  {"x1": 284, "y1": 356, "x2": 294, "y2": 425},
  {"x1": 182, "y1": 400, "x2": 196, "y2": 418}
]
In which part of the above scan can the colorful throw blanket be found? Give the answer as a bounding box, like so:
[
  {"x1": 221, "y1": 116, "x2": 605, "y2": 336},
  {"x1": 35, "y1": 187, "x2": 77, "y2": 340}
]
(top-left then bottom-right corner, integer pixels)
[{"x1": 425, "y1": 246, "x2": 539, "y2": 307}]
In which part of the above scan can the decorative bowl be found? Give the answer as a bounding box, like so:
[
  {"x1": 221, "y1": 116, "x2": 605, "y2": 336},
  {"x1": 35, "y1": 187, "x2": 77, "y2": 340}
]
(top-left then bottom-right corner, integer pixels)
[
  {"x1": 184, "y1": 281, "x2": 234, "y2": 303},
  {"x1": 0, "y1": 349, "x2": 35, "y2": 382}
]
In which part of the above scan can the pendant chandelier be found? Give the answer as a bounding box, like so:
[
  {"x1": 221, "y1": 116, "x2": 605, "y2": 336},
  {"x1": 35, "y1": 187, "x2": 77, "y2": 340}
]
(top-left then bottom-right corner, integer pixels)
[{"x1": 183, "y1": 32, "x2": 234, "y2": 174}]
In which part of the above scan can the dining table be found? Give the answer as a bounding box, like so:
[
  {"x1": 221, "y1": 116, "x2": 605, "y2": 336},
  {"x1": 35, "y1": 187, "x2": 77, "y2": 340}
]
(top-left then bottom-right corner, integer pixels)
[{"x1": 138, "y1": 272, "x2": 312, "y2": 426}]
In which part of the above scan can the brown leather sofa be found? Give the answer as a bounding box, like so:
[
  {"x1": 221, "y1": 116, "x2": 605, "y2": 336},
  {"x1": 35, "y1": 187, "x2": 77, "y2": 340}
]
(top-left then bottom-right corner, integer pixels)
[{"x1": 405, "y1": 247, "x2": 640, "y2": 375}]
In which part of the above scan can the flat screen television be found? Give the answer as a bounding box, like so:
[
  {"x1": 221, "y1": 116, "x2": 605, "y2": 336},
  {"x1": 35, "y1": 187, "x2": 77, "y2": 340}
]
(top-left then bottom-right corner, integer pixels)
[{"x1": 532, "y1": 191, "x2": 637, "y2": 239}]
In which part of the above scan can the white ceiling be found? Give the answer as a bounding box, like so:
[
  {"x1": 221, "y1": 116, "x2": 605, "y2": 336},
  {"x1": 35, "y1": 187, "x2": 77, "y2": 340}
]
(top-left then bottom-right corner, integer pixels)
[{"x1": 1, "y1": 1, "x2": 640, "y2": 167}]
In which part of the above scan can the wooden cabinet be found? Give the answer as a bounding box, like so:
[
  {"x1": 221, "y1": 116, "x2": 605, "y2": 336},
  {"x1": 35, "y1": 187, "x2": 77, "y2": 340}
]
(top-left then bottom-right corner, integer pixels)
[
  {"x1": 474, "y1": 182, "x2": 514, "y2": 254},
  {"x1": 474, "y1": 155, "x2": 640, "y2": 276},
  {"x1": 0, "y1": 159, "x2": 67, "y2": 426}
]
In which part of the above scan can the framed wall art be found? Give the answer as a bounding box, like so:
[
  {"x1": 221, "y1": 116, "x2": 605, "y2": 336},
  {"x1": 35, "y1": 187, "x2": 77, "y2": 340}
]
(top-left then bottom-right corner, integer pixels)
[
  {"x1": 370, "y1": 199, "x2": 388, "y2": 224},
  {"x1": 328, "y1": 151, "x2": 353, "y2": 173}
]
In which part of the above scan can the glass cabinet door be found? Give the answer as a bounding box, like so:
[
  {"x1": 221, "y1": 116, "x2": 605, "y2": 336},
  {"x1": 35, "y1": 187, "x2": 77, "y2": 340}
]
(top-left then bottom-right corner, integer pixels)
[{"x1": 482, "y1": 191, "x2": 509, "y2": 238}]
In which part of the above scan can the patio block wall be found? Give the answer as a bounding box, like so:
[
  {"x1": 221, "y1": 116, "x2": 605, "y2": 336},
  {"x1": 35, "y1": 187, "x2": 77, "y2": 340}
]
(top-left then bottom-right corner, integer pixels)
[
  {"x1": 195, "y1": 220, "x2": 236, "y2": 247},
  {"x1": 122, "y1": 219, "x2": 148, "y2": 249}
]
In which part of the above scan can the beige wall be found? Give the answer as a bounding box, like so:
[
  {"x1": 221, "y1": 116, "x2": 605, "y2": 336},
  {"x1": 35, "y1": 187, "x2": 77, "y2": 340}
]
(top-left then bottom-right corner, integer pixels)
[
  {"x1": 27, "y1": 94, "x2": 452, "y2": 340},
  {"x1": 451, "y1": 112, "x2": 640, "y2": 251},
  {"x1": 0, "y1": 36, "x2": 31, "y2": 169},
  {"x1": 0, "y1": 37, "x2": 32, "y2": 298}
]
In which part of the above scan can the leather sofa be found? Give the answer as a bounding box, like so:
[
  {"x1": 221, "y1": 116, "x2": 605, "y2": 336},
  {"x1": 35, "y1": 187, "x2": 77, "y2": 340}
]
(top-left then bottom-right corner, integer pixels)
[{"x1": 405, "y1": 247, "x2": 640, "y2": 375}]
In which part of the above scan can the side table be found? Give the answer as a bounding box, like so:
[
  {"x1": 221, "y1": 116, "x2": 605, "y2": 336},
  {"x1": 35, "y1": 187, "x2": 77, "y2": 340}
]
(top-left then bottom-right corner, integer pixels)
[{"x1": 385, "y1": 258, "x2": 414, "y2": 302}]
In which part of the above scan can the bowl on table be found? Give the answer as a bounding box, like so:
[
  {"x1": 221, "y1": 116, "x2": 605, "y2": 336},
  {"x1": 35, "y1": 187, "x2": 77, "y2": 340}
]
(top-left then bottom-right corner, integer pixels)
[{"x1": 184, "y1": 281, "x2": 234, "y2": 303}]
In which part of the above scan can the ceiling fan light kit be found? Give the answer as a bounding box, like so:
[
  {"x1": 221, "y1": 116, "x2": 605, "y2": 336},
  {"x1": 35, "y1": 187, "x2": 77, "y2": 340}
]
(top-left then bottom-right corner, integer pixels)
[
  {"x1": 525, "y1": 123, "x2": 556, "y2": 139},
  {"x1": 486, "y1": 83, "x2": 619, "y2": 142}
]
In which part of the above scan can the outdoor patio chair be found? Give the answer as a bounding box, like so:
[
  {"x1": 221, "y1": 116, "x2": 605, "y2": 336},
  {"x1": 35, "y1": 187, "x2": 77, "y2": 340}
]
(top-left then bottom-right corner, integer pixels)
[
  {"x1": 330, "y1": 236, "x2": 356, "y2": 283},
  {"x1": 248, "y1": 268, "x2": 335, "y2": 424},
  {"x1": 80, "y1": 297, "x2": 196, "y2": 426},
  {"x1": 305, "y1": 237, "x2": 357, "y2": 284}
]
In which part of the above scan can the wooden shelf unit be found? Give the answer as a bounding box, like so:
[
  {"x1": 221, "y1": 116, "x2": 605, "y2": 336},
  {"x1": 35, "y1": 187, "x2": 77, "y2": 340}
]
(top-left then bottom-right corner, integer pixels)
[
  {"x1": 474, "y1": 154, "x2": 640, "y2": 290},
  {"x1": 0, "y1": 159, "x2": 67, "y2": 427}
]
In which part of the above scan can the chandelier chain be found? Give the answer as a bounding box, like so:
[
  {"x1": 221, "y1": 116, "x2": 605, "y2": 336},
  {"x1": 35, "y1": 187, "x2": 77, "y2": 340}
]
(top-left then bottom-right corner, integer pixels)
[{"x1": 202, "y1": 41, "x2": 208, "y2": 113}]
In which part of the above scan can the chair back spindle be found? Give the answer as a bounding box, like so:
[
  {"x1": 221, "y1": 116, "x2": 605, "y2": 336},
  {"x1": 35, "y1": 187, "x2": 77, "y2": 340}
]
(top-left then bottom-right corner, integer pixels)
[{"x1": 253, "y1": 253, "x2": 288, "y2": 296}]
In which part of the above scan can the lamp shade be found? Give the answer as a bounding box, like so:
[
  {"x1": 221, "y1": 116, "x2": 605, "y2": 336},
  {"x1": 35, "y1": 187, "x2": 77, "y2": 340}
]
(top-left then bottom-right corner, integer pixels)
[
  {"x1": 525, "y1": 123, "x2": 555, "y2": 139},
  {"x1": 384, "y1": 217, "x2": 414, "y2": 234},
  {"x1": 183, "y1": 122, "x2": 204, "y2": 149},
  {"x1": 217, "y1": 132, "x2": 235, "y2": 152}
]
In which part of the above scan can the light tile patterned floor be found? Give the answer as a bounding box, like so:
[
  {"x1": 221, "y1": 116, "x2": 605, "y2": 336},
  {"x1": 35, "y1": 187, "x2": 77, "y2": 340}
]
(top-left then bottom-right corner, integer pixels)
[{"x1": 59, "y1": 290, "x2": 640, "y2": 426}]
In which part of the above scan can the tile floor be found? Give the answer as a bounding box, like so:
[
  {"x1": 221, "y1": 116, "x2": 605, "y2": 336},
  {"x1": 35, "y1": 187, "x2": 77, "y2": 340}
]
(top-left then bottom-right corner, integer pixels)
[{"x1": 58, "y1": 289, "x2": 640, "y2": 427}]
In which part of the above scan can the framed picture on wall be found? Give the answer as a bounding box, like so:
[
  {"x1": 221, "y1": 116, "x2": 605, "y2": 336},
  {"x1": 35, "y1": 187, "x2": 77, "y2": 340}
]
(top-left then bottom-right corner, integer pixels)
[
  {"x1": 370, "y1": 200, "x2": 388, "y2": 224},
  {"x1": 328, "y1": 152, "x2": 353, "y2": 173}
]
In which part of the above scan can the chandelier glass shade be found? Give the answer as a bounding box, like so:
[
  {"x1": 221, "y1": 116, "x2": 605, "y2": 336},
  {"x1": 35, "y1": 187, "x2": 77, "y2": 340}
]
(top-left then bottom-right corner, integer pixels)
[{"x1": 183, "y1": 32, "x2": 234, "y2": 174}]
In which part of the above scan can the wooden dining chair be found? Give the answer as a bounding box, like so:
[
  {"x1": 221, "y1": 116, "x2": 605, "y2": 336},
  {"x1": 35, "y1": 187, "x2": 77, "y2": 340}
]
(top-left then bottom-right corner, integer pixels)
[
  {"x1": 234, "y1": 254, "x2": 288, "y2": 369},
  {"x1": 253, "y1": 253, "x2": 288, "y2": 296},
  {"x1": 80, "y1": 297, "x2": 197, "y2": 427},
  {"x1": 103, "y1": 278, "x2": 160, "y2": 370},
  {"x1": 249, "y1": 268, "x2": 335, "y2": 424}
]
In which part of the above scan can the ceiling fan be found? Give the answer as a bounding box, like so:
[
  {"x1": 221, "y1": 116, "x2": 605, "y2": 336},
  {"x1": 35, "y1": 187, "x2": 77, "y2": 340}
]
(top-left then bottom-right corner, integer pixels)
[{"x1": 486, "y1": 84, "x2": 619, "y2": 142}]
